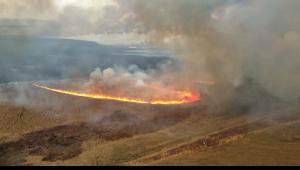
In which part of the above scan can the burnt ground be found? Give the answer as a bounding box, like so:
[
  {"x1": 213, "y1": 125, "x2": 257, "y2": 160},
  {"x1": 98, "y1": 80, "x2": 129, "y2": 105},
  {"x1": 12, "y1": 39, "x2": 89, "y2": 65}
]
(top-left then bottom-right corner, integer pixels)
[
  {"x1": 0, "y1": 109, "x2": 192, "y2": 165},
  {"x1": 0, "y1": 81, "x2": 299, "y2": 165},
  {"x1": 138, "y1": 112, "x2": 300, "y2": 163},
  {"x1": 139, "y1": 121, "x2": 270, "y2": 163}
]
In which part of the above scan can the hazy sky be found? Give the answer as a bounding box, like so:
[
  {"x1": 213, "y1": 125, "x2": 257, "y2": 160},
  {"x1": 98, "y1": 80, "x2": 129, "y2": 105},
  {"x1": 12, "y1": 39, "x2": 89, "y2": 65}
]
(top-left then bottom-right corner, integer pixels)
[
  {"x1": 0, "y1": 0, "x2": 119, "y2": 20},
  {"x1": 0, "y1": 0, "x2": 138, "y2": 44},
  {"x1": 0, "y1": 0, "x2": 247, "y2": 44}
]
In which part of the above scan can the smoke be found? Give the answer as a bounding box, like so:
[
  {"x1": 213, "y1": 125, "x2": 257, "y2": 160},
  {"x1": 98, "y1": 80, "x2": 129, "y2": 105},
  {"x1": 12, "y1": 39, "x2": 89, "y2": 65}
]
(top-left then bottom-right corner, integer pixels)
[
  {"x1": 81, "y1": 64, "x2": 198, "y2": 102},
  {"x1": 0, "y1": 0, "x2": 136, "y2": 36},
  {"x1": 0, "y1": 0, "x2": 56, "y2": 20},
  {"x1": 84, "y1": 66, "x2": 150, "y2": 91},
  {"x1": 1, "y1": 0, "x2": 300, "y2": 110},
  {"x1": 127, "y1": 0, "x2": 300, "y2": 104}
]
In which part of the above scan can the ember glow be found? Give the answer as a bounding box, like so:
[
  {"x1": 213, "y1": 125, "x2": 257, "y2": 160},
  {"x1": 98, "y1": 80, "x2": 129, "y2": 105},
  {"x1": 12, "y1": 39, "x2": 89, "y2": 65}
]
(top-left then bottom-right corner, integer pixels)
[{"x1": 32, "y1": 83, "x2": 200, "y2": 105}]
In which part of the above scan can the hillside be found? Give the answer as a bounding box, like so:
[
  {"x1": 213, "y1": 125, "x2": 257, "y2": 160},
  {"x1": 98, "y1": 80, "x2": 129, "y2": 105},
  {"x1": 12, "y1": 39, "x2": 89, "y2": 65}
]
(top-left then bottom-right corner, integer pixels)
[{"x1": 0, "y1": 82, "x2": 299, "y2": 165}]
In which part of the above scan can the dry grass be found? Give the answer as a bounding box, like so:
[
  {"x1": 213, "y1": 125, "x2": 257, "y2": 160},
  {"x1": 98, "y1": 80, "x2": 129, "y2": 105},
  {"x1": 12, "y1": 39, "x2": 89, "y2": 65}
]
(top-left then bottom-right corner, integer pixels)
[
  {"x1": 0, "y1": 84, "x2": 299, "y2": 165},
  {"x1": 145, "y1": 121, "x2": 300, "y2": 166}
]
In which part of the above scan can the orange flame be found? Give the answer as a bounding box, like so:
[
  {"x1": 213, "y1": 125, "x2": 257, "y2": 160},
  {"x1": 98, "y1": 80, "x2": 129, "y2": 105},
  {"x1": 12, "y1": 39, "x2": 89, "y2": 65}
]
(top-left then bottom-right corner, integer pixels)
[{"x1": 32, "y1": 83, "x2": 200, "y2": 105}]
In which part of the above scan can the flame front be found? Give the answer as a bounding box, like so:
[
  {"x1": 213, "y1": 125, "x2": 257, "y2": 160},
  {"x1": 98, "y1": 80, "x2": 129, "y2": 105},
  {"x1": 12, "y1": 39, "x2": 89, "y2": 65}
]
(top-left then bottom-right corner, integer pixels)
[{"x1": 32, "y1": 83, "x2": 200, "y2": 105}]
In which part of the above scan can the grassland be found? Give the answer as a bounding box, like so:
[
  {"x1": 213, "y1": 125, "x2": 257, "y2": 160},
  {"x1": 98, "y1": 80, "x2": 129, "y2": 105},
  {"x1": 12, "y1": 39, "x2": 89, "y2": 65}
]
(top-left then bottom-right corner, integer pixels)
[{"x1": 0, "y1": 84, "x2": 299, "y2": 165}]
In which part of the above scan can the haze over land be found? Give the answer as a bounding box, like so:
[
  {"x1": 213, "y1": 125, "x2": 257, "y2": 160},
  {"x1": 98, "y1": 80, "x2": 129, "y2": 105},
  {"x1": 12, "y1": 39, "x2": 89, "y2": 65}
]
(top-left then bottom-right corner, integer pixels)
[
  {"x1": 1, "y1": 0, "x2": 300, "y2": 101},
  {"x1": 0, "y1": 0, "x2": 299, "y2": 166}
]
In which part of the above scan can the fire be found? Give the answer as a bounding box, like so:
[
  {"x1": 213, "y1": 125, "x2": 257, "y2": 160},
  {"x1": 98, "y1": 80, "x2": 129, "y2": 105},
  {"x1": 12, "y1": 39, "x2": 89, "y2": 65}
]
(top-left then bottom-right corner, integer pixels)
[{"x1": 32, "y1": 83, "x2": 200, "y2": 105}]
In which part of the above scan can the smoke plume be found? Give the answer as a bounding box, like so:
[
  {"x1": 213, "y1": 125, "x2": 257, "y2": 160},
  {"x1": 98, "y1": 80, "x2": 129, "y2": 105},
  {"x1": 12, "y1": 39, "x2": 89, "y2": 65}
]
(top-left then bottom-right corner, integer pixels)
[
  {"x1": 128, "y1": 0, "x2": 300, "y2": 103},
  {"x1": 81, "y1": 65, "x2": 199, "y2": 102},
  {"x1": 1, "y1": 0, "x2": 300, "y2": 111},
  {"x1": 0, "y1": 0, "x2": 134, "y2": 36}
]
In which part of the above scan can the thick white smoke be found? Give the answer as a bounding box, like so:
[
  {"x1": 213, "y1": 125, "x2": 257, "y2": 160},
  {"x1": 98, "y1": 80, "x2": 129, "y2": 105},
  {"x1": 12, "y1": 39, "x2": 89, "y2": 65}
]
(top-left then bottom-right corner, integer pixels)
[
  {"x1": 84, "y1": 66, "x2": 150, "y2": 91},
  {"x1": 1, "y1": 0, "x2": 300, "y2": 106},
  {"x1": 0, "y1": 0, "x2": 135, "y2": 36},
  {"x1": 79, "y1": 65, "x2": 199, "y2": 103},
  {"x1": 128, "y1": 0, "x2": 300, "y2": 102}
]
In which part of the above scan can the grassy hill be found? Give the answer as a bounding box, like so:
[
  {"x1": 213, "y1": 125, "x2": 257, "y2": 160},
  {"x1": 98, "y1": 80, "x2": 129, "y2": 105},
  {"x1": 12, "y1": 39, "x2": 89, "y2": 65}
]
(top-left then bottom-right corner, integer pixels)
[{"x1": 0, "y1": 84, "x2": 299, "y2": 165}]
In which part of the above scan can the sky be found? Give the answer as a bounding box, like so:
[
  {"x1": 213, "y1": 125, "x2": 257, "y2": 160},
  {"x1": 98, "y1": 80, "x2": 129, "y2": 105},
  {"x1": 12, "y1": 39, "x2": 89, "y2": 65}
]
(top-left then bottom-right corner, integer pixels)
[
  {"x1": 0, "y1": 0, "x2": 252, "y2": 44},
  {"x1": 0, "y1": 0, "x2": 138, "y2": 44},
  {"x1": 0, "y1": 0, "x2": 119, "y2": 20},
  {"x1": 0, "y1": 0, "x2": 255, "y2": 44}
]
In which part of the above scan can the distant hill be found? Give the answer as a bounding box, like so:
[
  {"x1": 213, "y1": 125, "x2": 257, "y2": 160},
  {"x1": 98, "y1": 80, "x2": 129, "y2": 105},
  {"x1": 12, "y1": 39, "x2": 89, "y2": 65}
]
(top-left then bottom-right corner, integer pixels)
[{"x1": 0, "y1": 36, "x2": 170, "y2": 83}]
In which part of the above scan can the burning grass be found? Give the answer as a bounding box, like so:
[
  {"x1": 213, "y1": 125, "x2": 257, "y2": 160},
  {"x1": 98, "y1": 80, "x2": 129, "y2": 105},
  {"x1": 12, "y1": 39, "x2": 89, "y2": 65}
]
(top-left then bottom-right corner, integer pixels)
[
  {"x1": 0, "y1": 81, "x2": 299, "y2": 165},
  {"x1": 32, "y1": 81, "x2": 200, "y2": 105}
]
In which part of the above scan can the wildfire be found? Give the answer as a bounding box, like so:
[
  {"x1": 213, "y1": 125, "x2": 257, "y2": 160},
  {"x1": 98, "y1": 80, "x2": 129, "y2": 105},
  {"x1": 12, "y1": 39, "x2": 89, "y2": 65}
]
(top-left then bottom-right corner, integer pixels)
[{"x1": 32, "y1": 83, "x2": 200, "y2": 105}]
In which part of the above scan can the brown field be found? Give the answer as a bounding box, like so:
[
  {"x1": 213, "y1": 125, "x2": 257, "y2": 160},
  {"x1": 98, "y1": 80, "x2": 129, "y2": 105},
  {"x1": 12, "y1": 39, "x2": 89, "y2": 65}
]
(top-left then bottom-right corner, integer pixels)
[{"x1": 0, "y1": 82, "x2": 299, "y2": 165}]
